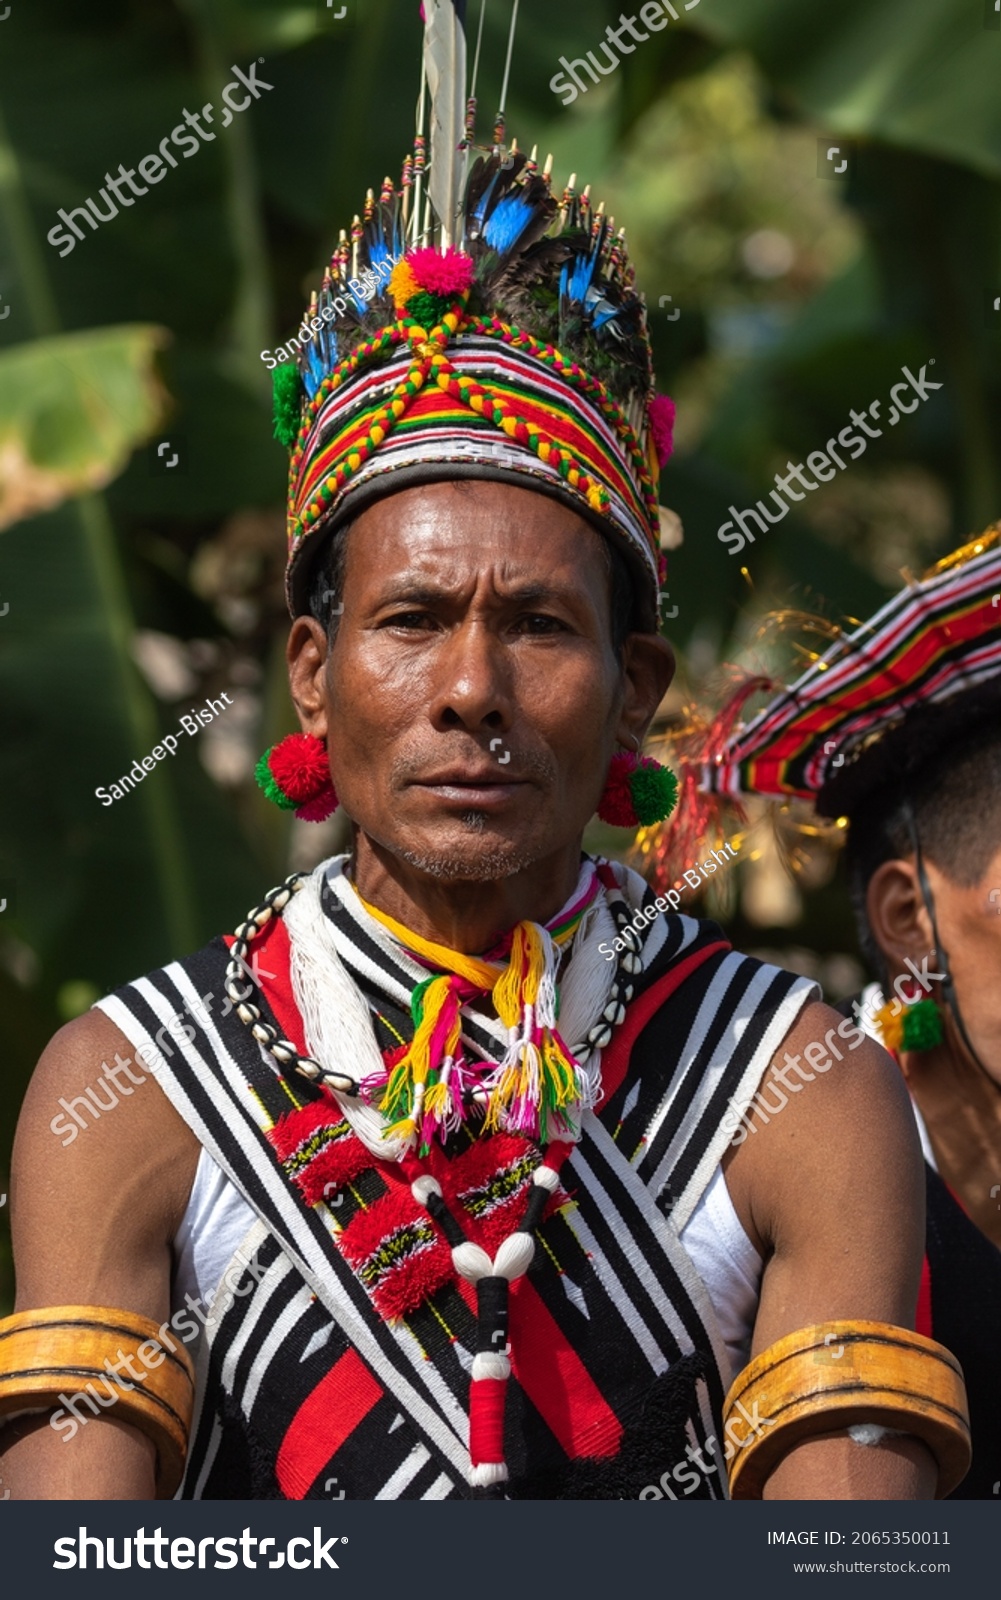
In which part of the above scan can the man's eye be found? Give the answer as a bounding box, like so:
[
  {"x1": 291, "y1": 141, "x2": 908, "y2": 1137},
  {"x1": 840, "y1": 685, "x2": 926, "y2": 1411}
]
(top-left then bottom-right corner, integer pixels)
[
  {"x1": 382, "y1": 611, "x2": 434, "y2": 629},
  {"x1": 516, "y1": 614, "x2": 566, "y2": 633}
]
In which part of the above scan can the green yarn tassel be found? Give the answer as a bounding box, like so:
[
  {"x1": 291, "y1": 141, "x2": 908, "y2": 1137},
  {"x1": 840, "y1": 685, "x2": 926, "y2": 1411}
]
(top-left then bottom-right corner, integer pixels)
[
  {"x1": 901, "y1": 997, "x2": 944, "y2": 1052},
  {"x1": 410, "y1": 975, "x2": 435, "y2": 1028},
  {"x1": 254, "y1": 746, "x2": 297, "y2": 810},
  {"x1": 272, "y1": 361, "x2": 303, "y2": 449},
  {"x1": 628, "y1": 763, "x2": 679, "y2": 827}
]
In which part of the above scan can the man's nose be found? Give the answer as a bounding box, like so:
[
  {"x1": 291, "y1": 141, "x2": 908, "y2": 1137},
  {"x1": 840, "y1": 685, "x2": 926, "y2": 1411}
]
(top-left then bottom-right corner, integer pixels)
[{"x1": 429, "y1": 622, "x2": 513, "y2": 733}]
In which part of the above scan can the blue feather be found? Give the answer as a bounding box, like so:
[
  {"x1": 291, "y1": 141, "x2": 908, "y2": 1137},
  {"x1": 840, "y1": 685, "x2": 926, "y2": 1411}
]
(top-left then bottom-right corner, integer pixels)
[
  {"x1": 560, "y1": 236, "x2": 602, "y2": 315},
  {"x1": 303, "y1": 341, "x2": 326, "y2": 399},
  {"x1": 483, "y1": 193, "x2": 535, "y2": 255}
]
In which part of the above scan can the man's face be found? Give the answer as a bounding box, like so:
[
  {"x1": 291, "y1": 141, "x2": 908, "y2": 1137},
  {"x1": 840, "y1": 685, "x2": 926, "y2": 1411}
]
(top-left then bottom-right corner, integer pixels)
[
  {"x1": 926, "y1": 840, "x2": 1001, "y2": 1086},
  {"x1": 292, "y1": 480, "x2": 669, "y2": 884}
]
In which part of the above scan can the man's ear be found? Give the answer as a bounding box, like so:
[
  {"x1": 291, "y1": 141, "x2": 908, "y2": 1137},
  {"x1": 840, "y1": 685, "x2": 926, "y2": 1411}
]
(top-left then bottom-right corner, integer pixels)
[
  {"x1": 286, "y1": 616, "x2": 330, "y2": 738},
  {"x1": 866, "y1": 857, "x2": 937, "y2": 973},
  {"x1": 615, "y1": 632, "x2": 675, "y2": 748}
]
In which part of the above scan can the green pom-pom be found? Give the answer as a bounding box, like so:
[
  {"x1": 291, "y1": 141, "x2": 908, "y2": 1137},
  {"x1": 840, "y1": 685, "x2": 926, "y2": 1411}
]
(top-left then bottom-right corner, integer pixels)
[
  {"x1": 901, "y1": 998, "x2": 944, "y2": 1052},
  {"x1": 405, "y1": 290, "x2": 452, "y2": 329},
  {"x1": 628, "y1": 762, "x2": 679, "y2": 827},
  {"x1": 272, "y1": 361, "x2": 303, "y2": 449},
  {"x1": 254, "y1": 746, "x2": 297, "y2": 810}
]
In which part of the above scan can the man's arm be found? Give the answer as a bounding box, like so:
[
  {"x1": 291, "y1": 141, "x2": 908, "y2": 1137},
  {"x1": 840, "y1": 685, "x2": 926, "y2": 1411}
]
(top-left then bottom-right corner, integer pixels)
[
  {"x1": 0, "y1": 1010, "x2": 200, "y2": 1498},
  {"x1": 723, "y1": 999, "x2": 936, "y2": 1499}
]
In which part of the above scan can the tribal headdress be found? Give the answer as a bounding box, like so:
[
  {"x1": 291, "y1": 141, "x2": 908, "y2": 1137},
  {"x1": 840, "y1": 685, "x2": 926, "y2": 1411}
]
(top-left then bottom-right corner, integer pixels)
[
  {"x1": 636, "y1": 526, "x2": 1001, "y2": 890},
  {"x1": 273, "y1": 0, "x2": 677, "y2": 630}
]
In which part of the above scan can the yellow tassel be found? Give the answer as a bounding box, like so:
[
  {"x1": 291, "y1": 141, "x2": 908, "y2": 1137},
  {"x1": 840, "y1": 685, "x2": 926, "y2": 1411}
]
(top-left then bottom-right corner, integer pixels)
[
  {"x1": 383, "y1": 1115, "x2": 417, "y2": 1144},
  {"x1": 540, "y1": 1032, "x2": 577, "y2": 1107},
  {"x1": 408, "y1": 976, "x2": 452, "y2": 1079},
  {"x1": 423, "y1": 1081, "x2": 450, "y2": 1119},
  {"x1": 493, "y1": 923, "x2": 546, "y2": 1026},
  {"x1": 381, "y1": 1058, "x2": 414, "y2": 1119},
  {"x1": 493, "y1": 925, "x2": 530, "y2": 1028}
]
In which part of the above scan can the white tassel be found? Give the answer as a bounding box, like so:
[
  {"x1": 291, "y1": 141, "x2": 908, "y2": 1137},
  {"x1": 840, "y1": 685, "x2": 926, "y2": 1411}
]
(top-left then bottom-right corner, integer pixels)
[
  {"x1": 532, "y1": 1165, "x2": 560, "y2": 1191},
  {"x1": 452, "y1": 1242, "x2": 494, "y2": 1282},
  {"x1": 469, "y1": 1462, "x2": 508, "y2": 1487},
  {"x1": 471, "y1": 1352, "x2": 510, "y2": 1381},
  {"x1": 285, "y1": 868, "x2": 411, "y2": 1161},
  {"x1": 411, "y1": 1176, "x2": 442, "y2": 1206},
  {"x1": 492, "y1": 1231, "x2": 535, "y2": 1281}
]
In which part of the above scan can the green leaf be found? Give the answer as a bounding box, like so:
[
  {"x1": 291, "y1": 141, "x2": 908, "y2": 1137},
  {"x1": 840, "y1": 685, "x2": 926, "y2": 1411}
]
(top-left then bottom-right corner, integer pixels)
[
  {"x1": 692, "y1": 0, "x2": 1001, "y2": 175},
  {"x1": 0, "y1": 326, "x2": 169, "y2": 530}
]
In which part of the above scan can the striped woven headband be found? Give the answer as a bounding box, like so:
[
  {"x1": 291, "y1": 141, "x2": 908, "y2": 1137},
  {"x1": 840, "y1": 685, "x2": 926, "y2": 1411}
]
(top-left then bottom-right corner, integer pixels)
[{"x1": 284, "y1": 267, "x2": 662, "y2": 616}]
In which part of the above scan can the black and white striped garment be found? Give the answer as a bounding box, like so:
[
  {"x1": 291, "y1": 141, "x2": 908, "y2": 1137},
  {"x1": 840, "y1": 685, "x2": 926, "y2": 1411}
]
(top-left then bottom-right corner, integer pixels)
[{"x1": 97, "y1": 880, "x2": 816, "y2": 1501}]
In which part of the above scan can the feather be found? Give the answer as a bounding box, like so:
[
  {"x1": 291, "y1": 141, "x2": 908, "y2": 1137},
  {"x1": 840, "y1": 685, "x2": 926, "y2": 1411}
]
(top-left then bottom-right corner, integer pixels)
[{"x1": 423, "y1": 0, "x2": 468, "y2": 245}]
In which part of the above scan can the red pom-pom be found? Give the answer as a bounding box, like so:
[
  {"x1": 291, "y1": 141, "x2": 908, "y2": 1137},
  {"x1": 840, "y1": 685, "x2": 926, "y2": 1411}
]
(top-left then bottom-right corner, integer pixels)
[
  {"x1": 598, "y1": 751, "x2": 640, "y2": 827},
  {"x1": 649, "y1": 394, "x2": 676, "y2": 467},
  {"x1": 268, "y1": 733, "x2": 332, "y2": 804},
  {"x1": 407, "y1": 245, "x2": 475, "y2": 300}
]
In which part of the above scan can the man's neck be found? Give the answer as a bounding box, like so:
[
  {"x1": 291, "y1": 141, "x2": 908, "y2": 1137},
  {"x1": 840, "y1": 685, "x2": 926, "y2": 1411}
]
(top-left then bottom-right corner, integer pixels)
[{"x1": 348, "y1": 835, "x2": 587, "y2": 954}]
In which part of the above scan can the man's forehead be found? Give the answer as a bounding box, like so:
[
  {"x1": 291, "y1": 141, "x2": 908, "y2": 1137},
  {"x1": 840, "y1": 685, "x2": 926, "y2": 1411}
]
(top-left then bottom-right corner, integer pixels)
[{"x1": 347, "y1": 482, "x2": 606, "y2": 582}]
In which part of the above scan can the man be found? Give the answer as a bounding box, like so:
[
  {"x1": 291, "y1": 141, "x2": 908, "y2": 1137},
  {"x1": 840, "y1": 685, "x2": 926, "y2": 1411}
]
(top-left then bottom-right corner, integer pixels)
[
  {"x1": 0, "y1": 7, "x2": 969, "y2": 1500},
  {"x1": 691, "y1": 530, "x2": 1001, "y2": 1497}
]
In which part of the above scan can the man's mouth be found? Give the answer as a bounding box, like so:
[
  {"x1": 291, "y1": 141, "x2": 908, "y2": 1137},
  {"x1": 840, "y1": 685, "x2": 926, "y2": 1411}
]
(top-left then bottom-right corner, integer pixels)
[{"x1": 414, "y1": 767, "x2": 529, "y2": 807}]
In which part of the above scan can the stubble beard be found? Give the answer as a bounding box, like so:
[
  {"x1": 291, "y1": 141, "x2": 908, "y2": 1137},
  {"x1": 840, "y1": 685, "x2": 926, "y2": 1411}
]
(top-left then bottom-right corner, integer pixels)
[{"x1": 397, "y1": 809, "x2": 549, "y2": 882}]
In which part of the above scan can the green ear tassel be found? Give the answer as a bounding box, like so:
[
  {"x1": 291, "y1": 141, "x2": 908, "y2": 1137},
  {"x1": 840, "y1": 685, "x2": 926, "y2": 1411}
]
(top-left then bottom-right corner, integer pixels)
[{"x1": 272, "y1": 361, "x2": 303, "y2": 449}]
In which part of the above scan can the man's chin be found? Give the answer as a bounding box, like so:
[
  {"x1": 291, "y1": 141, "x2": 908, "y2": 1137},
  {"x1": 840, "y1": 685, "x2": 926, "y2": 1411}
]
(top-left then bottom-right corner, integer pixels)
[{"x1": 392, "y1": 813, "x2": 549, "y2": 883}]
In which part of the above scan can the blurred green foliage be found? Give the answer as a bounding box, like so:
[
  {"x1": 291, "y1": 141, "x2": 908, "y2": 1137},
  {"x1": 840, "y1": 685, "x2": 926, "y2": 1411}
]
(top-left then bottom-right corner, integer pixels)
[{"x1": 1, "y1": 0, "x2": 999, "y2": 1310}]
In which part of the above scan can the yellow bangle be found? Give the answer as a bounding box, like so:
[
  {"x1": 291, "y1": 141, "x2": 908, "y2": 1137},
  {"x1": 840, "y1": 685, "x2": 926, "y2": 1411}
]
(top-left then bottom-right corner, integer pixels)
[
  {"x1": 0, "y1": 1305, "x2": 195, "y2": 1499},
  {"x1": 724, "y1": 1320, "x2": 970, "y2": 1500}
]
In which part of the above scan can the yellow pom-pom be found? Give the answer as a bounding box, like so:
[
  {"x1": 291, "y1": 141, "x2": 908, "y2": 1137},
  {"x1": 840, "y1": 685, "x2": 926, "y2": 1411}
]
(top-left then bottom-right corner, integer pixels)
[
  {"x1": 370, "y1": 426, "x2": 386, "y2": 445},
  {"x1": 348, "y1": 452, "x2": 361, "y2": 470},
  {"x1": 539, "y1": 442, "x2": 552, "y2": 461},
  {"x1": 568, "y1": 468, "x2": 580, "y2": 486},
  {"x1": 389, "y1": 259, "x2": 420, "y2": 311},
  {"x1": 587, "y1": 486, "x2": 605, "y2": 511},
  {"x1": 470, "y1": 393, "x2": 485, "y2": 413},
  {"x1": 875, "y1": 1002, "x2": 904, "y2": 1053},
  {"x1": 501, "y1": 416, "x2": 519, "y2": 438}
]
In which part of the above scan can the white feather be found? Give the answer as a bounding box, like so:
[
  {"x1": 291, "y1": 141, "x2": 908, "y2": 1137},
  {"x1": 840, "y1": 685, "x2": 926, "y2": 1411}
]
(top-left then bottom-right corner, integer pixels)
[{"x1": 423, "y1": 0, "x2": 467, "y2": 245}]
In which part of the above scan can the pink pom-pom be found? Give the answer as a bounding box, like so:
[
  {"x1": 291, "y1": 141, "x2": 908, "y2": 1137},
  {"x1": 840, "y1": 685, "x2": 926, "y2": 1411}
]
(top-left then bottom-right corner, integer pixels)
[
  {"x1": 407, "y1": 245, "x2": 475, "y2": 299},
  {"x1": 268, "y1": 733, "x2": 332, "y2": 804},
  {"x1": 648, "y1": 394, "x2": 676, "y2": 467},
  {"x1": 597, "y1": 751, "x2": 639, "y2": 828}
]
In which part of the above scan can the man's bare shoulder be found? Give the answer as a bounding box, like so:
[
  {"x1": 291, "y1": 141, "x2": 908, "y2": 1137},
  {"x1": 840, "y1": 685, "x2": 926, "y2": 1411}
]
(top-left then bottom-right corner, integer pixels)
[
  {"x1": 10, "y1": 1006, "x2": 200, "y2": 1314},
  {"x1": 723, "y1": 996, "x2": 924, "y2": 1331}
]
